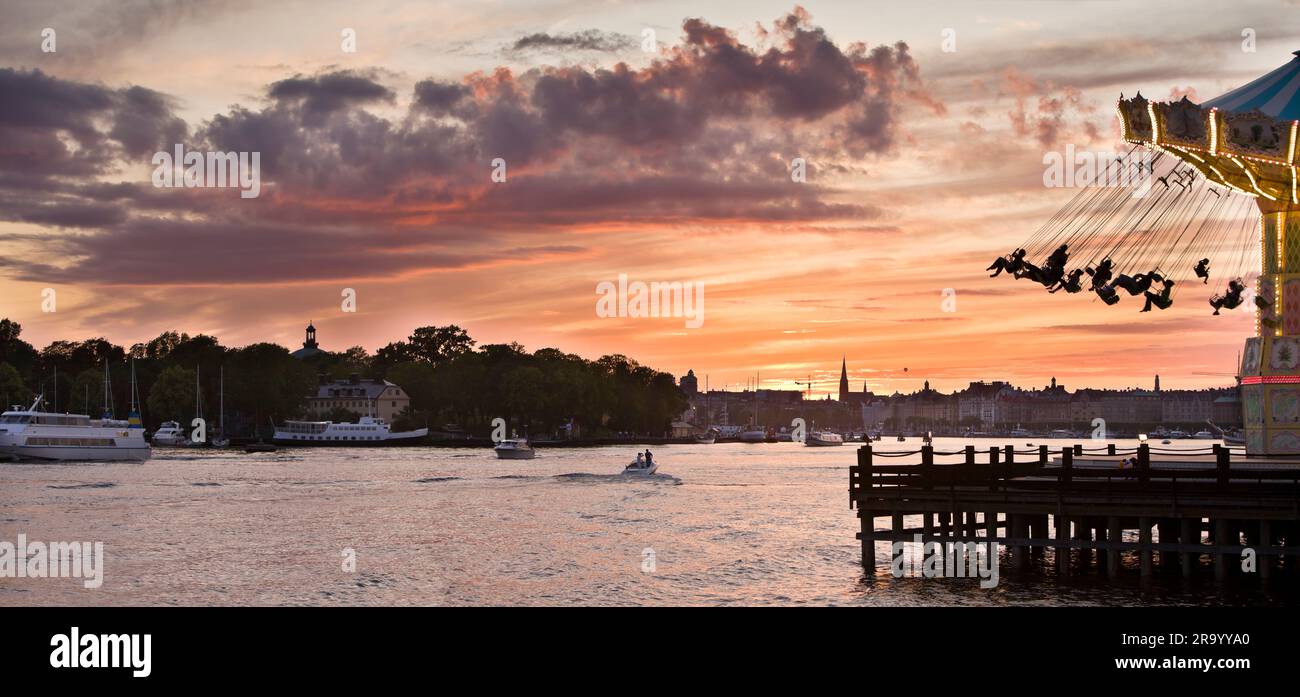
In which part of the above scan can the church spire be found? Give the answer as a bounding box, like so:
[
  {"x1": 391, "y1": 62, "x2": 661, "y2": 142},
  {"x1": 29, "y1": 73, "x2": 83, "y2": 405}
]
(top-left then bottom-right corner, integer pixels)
[{"x1": 838, "y1": 356, "x2": 850, "y2": 402}]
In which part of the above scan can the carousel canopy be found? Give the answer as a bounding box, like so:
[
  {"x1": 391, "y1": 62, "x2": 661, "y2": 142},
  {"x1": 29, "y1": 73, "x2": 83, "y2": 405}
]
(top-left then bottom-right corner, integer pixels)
[{"x1": 1203, "y1": 50, "x2": 1300, "y2": 119}]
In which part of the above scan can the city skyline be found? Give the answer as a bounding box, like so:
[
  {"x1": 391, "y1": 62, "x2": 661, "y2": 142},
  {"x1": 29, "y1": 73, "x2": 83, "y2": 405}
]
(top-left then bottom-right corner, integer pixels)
[{"x1": 3, "y1": 1, "x2": 1294, "y2": 392}]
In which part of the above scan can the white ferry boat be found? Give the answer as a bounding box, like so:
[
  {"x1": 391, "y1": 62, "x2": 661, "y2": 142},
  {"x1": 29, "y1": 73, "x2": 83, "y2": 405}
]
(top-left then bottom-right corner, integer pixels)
[
  {"x1": 273, "y1": 416, "x2": 427, "y2": 446},
  {"x1": 0, "y1": 396, "x2": 151, "y2": 462}
]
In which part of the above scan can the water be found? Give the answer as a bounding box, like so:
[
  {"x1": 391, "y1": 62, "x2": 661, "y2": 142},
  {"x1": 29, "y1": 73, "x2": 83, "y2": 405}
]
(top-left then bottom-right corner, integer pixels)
[{"x1": 0, "y1": 438, "x2": 1291, "y2": 606}]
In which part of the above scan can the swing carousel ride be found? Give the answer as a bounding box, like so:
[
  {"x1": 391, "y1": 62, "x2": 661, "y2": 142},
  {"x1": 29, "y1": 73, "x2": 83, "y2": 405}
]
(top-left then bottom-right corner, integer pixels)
[{"x1": 989, "y1": 51, "x2": 1300, "y2": 454}]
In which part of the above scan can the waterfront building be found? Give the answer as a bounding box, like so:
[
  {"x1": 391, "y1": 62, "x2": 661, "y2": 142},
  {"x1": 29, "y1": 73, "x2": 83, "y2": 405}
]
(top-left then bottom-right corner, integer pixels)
[{"x1": 305, "y1": 373, "x2": 411, "y2": 422}]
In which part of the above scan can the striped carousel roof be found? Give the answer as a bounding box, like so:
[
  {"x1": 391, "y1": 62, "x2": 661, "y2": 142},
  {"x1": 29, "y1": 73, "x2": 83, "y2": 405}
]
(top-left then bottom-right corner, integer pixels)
[{"x1": 1202, "y1": 51, "x2": 1300, "y2": 120}]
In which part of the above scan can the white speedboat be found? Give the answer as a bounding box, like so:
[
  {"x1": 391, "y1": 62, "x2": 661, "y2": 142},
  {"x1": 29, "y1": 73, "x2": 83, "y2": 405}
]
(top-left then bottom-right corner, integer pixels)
[
  {"x1": 805, "y1": 430, "x2": 844, "y2": 446},
  {"x1": 1168, "y1": 429, "x2": 1189, "y2": 439},
  {"x1": 152, "y1": 421, "x2": 189, "y2": 447},
  {"x1": 0, "y1": 396, "x2": 151, "y2": 462},
  {"x1": 1191, "y1": 430, "x2": 1216, "y2": 439},
  {"x1": 624, "y1": 459, "x2": 658, "y2": 475},
  {"x1": 494, "y1": 438, "x2": 535, "y2": 459},
  {"x1": 693, "y1": 432, "x2": 716, "y2": 444},
  {"x1": 274, "y1": 416, "x2": 428, "y2": 446}
]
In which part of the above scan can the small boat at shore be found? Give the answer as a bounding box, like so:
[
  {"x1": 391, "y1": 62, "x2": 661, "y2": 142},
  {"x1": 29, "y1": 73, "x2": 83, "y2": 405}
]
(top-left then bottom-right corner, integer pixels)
[
  {"x1": 152, "y1": 420, "x2": 188, "y2": 447},
  {"x1": 494, "y1": 438, "x2": 536, "y2": 459}
]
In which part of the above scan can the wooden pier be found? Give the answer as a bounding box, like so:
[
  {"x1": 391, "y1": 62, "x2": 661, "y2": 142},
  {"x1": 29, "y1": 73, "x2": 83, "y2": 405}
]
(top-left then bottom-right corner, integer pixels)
[{"x1": 849, "y1": 443, "x2": 1300, "y2": 580}]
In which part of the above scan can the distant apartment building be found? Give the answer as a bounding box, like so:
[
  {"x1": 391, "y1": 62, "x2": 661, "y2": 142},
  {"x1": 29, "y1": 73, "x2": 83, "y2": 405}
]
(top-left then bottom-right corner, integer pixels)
[
  {"x1": 306, "y1": 373, "x2": 411, "y2": 422},
  {"x1": 957, "y1": 381, "x2": 1012, "y2": 427}
]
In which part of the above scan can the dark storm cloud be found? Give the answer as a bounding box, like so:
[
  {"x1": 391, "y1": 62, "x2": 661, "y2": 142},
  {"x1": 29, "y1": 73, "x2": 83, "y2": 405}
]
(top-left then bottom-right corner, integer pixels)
[
  {"x1": 0, "y1": 68, "x2": 188, "y2": 175},
  {"x1": 508, "y1": 30, "x2": 636, "y2": 54},
  {"x1": 0, "y1": 8, "x2": 929, "y2": 285},
  {"x1": 267, "y1": 71, "x2": 396, "y2": 125}
]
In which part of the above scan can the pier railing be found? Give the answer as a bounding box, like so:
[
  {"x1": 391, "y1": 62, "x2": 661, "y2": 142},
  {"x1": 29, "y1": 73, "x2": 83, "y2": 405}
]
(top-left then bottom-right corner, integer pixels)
[
  {"x1": 850, "y1": 443, "x2": 1300, "y2": 508},
  {"x1": 848, "y1": 442, "x2": 1300, "y2": 580}
]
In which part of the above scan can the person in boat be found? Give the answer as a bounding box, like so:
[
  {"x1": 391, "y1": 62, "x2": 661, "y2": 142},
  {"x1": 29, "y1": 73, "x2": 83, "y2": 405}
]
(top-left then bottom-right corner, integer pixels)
[
  {"x1": 1086, "y1": 258, "x2": 1115, "y2": 291},
  {"x1": 1209, "y1": 279, "x2": 1246, "y2": 315},
  {"x1": 1048, "y1": 268, "x2": 1085, "y2": 293},
  {"x1": 644, "y1": 449, "x2": 653, "y2": 468},
  {"x1": 1194, "y1": 258, "x2": 1210, "y2": 283},
  {"x1": 1140, "y1": 278, "x2": 1174, "y2": 312},
  {"x1": 635, "y1": 452, "x2": 644, "y2": 467},
  {"x1": 987, "y1": 248, "x2": 1027, "y2": 277}
]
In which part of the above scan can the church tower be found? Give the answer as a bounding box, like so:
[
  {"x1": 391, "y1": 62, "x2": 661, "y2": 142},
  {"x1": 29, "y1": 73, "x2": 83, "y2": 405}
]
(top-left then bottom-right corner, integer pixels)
[{"x1": 839, "y1": 356, "x2": 850, "y2": 402}]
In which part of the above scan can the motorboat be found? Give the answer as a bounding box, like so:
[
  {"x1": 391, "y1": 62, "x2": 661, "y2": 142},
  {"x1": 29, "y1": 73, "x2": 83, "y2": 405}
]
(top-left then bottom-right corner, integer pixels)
[
  {"x1": 0, "y1": 395, "x2": 151, "y2": 462},
  {"x1": 274, "y1": 416, "x2": 428, "y2": 446},
  {"x1": 805, "y1": 430, "x2": 844, "y2": 446},
  {"x1": 1191, "y1": 430, "x2": 1217, "y2": 439},
  {"x1": 1168, "y1": 429, "x2": 1189, "y2": 439},
  {"x1": 152, "y1": 421, "x2": 188, "y2": 447},
  {"x1": 494, "y1": 438, "x2": 536, "y2": 459},
  {"x1": 624, "y1": 459, "x2": 658, "y2": 475}
]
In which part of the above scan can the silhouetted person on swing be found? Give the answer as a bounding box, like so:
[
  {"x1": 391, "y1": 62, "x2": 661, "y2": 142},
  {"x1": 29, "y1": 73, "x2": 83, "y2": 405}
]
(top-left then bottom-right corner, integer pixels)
[
  {"x1": 1043, "y1": 244, "x2": 1069, "y2": 281},
  {"x1": 1097, "y1": 284, "x2": 1122, "y2": 306},
  {"x1": 1210, "y1": 279, "x2": 1246, "y2": 315},
  {"x1": 1193, "y1": 258, "x2": 1210, "y2": 284},
  {"x1": 1086, "y1": 258, "x2": 1115, "y2": 292},
  {"x1": 1111, "y1": 270, "x2": 1161, "y2": 296},
  {"x1": 1141, "y1": 278, "x2": 1174, "y2": 312},
  {"x1": 1049, "y1": 268, "x2": 1085, "y2": 294},
  {"x1": 1015, "y1": 260, "x2": 1046, "y2": 284},
  {"x1": 987, "y1": 248, "x2": 1027, "y2": 277}
]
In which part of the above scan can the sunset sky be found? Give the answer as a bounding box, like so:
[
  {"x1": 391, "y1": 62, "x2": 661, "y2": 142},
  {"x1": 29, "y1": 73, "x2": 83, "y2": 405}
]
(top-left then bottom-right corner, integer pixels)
[{"x1": 2, "y1": 0, "x2": 1298, "y2": 395}]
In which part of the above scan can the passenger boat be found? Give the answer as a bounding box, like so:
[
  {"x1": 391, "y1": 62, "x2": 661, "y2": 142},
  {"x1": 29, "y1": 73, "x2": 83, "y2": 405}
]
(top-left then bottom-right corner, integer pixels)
[
  {"x1": 805, "y1": 430, "x2": 844, "y2": 446},
  {"x1": 494, "y1": 438, "x2": 536, "y2": 459},
  {"x1": 0, "y1": 395, "x2": 151, "y2": 462},
  {"x1": 273, "y1": 416, "x2": 427, "y2": 446}
]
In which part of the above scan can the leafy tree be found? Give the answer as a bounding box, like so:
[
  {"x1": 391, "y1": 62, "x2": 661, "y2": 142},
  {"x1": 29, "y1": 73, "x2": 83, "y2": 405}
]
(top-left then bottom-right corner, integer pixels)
[
  {"x1": 0, "y1": 362, "x2": 30, "y2": 410},
  {"x1": 147, "y1": 365, "x2": 197, "y2": 424},
  {"x1": 408, "y1": 325, "x2": 475, "y2": 364}
]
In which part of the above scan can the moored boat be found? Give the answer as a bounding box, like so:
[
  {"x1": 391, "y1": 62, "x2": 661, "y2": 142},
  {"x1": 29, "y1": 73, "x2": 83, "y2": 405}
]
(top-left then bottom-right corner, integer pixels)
[
  {"x1": 273, "y1": 416, "x2": 427, "y2": 446},
  {"x1": 0, "y1": 396, "x2": 151, "y2": 462},
  {"x1": 805, "y1": 430, "x2": 844, "y2": 446},
  {"x1": 152, "y1": 420, "x2": 188, "y2": 447},
  {"x1": 494, "y1": 438, "x2": 536, "y2": 459}
]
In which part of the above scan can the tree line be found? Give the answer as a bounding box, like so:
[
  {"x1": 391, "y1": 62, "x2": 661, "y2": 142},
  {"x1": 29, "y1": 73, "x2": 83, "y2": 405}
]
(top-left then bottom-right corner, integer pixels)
[{"x1": 0, "y1": 319, "x2": 687, "y2": 438}]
